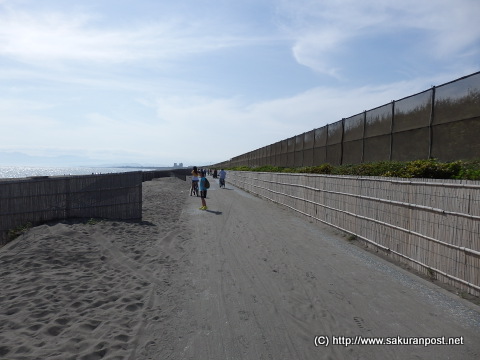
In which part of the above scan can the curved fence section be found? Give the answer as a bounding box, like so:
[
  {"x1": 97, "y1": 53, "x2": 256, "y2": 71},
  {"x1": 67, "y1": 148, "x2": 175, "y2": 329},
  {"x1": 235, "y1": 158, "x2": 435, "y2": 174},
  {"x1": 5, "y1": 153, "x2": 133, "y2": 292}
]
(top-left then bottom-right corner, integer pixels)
[
  {"x1": 0, "y1": 172, "x2": 143, "y2": 246},
  {"x1": 228, "y1": 171, "x2": 480, "y2": 296},
  {"x1": 0, "y1": 169, "x2": 192, "y2": 246}
]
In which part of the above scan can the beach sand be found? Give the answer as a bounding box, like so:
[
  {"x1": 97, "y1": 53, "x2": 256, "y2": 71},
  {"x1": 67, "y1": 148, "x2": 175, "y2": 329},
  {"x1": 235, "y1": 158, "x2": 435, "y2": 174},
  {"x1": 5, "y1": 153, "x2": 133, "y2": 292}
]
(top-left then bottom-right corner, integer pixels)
[
  {"x1": 1, "y1": 176, "x2": 480, "y2": 359},
  {"x1": 0, "y1": 177, "x2": 192, "y2": 360}
]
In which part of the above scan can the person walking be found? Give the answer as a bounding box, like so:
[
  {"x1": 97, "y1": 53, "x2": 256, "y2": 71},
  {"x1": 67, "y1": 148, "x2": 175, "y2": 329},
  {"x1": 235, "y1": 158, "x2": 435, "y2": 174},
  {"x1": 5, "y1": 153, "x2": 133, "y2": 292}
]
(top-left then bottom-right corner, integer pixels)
[
  {"x1": 199, "y1": 171, "x2": 208, "y2": 210},
  {"x1": 191, "y1": 166, "x2": 199, "y2": 196},
  {"x1": 219, "y1": 169, "x2": 226, "y2": 188}
]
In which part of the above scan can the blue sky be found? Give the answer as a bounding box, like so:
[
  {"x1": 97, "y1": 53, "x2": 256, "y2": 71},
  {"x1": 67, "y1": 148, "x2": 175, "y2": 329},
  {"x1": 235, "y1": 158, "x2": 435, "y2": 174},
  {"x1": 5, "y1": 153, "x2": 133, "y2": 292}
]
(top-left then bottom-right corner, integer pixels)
[{"x1": 1, "y1": 0, "x2": 479, "y2": 167}]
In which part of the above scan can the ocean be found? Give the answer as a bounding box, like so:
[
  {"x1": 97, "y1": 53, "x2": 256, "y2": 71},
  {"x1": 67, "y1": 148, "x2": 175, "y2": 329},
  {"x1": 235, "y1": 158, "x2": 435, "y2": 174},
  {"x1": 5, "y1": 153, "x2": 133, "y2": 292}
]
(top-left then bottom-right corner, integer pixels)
[{"x1": 0, "y1": 166, "x2": 161, "y2": 179}]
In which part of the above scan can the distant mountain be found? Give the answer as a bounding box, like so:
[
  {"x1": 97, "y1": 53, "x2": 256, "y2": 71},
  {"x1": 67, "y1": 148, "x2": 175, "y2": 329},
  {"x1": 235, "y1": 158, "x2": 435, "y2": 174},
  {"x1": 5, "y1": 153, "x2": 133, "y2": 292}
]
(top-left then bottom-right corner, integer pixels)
[
  {"x1": 92, "y1": 163, "x2": 144, "y2": 168},
  {"x1": 0, "y1": 151, "x2": 171, "y2": 168},
  {"x1": 0, "y1": 151, "x2": 102, "y2": 167}
]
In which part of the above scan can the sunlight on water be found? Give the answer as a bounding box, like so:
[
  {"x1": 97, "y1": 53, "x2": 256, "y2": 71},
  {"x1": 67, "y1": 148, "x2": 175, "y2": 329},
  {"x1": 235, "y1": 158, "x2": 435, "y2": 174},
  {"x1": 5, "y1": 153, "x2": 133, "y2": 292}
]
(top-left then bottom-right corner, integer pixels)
[{"x1": 0, "y1": 166, "x2": 156, "y2": 179}]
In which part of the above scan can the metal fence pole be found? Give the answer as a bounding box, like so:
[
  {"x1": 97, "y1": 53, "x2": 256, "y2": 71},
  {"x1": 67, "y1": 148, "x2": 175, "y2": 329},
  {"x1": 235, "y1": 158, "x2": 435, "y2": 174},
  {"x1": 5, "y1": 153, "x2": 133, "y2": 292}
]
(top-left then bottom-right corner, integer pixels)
[
  {"x1": 362, "y1": 111, "x2": 366, "y2": 163},
  {"x1": 429, "y1": 86, "x2": 436, "y2": 159},
  {"x1": 390, "y1": 101, "x2": 395, "y2": 161},
  {"x1": 340, "y1": 119, "x2": 345, "y2": 165}
]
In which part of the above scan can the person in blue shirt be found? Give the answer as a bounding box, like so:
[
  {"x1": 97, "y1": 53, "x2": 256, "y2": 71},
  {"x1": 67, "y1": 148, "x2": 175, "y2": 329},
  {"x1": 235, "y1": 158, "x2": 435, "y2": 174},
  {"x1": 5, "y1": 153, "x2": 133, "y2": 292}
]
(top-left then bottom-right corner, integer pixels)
[
  {"x1": 219, "y1": 169, "x2": 226, "y2": 188},
  {"x1": 199, "y1": 171, "x2": 208, "y2": 210}
]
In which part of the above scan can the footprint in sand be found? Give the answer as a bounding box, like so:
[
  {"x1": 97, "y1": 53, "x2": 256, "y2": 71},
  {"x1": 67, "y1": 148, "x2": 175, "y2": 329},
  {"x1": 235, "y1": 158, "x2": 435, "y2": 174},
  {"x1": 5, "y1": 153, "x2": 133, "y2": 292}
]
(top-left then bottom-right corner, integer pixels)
[
  {"x1": 80, "y1": 320, "x2": 101, "y2": 331},
  {"x1": 114, "y1": 334, "x2": 130, "y2": 342},
  {"x1": 125, "y1": 302, "x2": 144, "y2": 311},
  {"x1": 46, "y1": 325, "x2": 63, "y2": 336},
  {"x1": 0, "y1": 346, "x2": 11, "y2": 357}
]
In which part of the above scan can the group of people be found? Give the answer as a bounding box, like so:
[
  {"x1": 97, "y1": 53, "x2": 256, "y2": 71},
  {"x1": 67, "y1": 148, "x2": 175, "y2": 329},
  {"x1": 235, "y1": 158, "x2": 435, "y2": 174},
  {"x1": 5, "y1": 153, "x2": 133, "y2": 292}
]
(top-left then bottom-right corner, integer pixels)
[{"x1": 190, "y1": 166, "x2": 227, "y2": 210}]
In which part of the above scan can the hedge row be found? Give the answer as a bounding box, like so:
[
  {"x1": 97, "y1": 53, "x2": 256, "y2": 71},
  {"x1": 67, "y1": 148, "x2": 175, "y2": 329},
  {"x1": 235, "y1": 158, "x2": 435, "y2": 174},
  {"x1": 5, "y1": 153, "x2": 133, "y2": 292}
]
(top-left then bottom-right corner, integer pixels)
[{"x1": 228, "y1": 159, "x2": 480, "y2": 180}]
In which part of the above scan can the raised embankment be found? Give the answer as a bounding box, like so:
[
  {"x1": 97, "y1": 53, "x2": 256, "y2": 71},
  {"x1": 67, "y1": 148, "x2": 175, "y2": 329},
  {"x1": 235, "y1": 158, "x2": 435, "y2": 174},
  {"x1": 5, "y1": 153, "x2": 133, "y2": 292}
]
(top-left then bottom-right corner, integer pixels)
[
  {"x1": 228, "y1": 171, "x2": 480, "y2": 297},
  {"x1": 0, "y1": 169, "x2": 190, "y2": 246}
]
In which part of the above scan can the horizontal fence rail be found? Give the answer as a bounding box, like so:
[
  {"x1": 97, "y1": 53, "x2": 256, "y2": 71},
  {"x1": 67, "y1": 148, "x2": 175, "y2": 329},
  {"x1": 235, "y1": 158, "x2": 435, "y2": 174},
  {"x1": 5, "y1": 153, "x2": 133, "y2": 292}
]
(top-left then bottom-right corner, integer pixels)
[{"x1": 228, "y1": 171, "x2": 480, "y2": 297}]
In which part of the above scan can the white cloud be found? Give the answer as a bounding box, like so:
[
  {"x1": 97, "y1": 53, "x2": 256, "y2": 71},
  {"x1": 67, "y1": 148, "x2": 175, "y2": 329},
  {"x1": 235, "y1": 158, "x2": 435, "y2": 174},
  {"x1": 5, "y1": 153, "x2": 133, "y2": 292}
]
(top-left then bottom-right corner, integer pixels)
[
  {"x1": 0, "y1": 98, "x2": 54, "y2": 112},
  {"x1": 0, "y1": 6, "x2": 257, "y2": 66},
  {"x1": 277, "y1": 0, "x2": 480, "y2": 75},
  {"x1": 290, "y1": 30, "x2": 346, "y2": 78}
]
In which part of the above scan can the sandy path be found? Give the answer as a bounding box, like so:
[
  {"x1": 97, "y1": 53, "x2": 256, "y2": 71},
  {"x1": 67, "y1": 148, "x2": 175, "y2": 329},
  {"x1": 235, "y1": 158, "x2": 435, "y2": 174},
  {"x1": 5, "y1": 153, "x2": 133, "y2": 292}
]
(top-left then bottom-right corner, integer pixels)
[
  {"x1": 1, "y1": 176, "x2": 479, "y2": 359},
  {"x1": 170, "y1": 178, "x2": 480, "y2": 359}
]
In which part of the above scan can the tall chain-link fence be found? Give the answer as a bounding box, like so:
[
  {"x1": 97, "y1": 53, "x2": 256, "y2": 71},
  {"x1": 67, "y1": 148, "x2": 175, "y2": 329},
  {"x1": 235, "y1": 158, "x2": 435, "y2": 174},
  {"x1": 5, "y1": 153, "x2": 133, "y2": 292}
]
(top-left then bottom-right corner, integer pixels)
[{"x1": 213, "y1": 72, "x2": 480, "y2": 168}]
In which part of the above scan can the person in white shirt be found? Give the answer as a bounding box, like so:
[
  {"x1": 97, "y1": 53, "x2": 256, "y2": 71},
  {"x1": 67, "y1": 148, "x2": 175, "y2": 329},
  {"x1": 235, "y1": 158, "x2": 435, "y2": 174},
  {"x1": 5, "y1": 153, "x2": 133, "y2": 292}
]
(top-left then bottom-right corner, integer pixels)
[{"x1": 191, "y1": 166, "x2": 199, "y2": 196}]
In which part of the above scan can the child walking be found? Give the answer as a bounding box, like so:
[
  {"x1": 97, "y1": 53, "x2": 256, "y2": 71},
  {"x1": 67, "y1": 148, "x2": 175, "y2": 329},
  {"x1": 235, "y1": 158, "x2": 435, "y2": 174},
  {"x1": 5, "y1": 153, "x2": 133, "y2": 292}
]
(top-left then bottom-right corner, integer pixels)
[{"x1": 199, "y1": 171, "x2": 208, "y2": 210}]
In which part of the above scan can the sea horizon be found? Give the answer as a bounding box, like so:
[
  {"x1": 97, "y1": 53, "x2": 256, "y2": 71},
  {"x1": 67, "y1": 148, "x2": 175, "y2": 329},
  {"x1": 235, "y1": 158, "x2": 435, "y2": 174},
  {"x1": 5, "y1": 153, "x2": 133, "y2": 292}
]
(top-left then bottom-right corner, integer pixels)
[{"x1": 0, "y1": 165, "x2": 179, "y2": 179}]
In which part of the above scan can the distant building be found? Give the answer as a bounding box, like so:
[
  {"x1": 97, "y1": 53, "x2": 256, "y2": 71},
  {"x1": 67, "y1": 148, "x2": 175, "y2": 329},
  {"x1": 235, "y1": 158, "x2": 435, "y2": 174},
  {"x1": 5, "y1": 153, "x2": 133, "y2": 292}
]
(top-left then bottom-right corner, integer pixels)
[{"x1": 173, "y1": 163, "x2": 184, "y2": 168}]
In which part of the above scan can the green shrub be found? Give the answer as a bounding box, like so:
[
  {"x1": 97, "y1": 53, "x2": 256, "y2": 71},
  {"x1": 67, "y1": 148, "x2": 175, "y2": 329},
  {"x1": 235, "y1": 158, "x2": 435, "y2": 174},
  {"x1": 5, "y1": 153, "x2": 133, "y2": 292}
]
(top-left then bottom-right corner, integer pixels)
[
  {"x1": 457, "y1": 169, "x2": 480, "y2": 180},
  {"x1": 397, "y1": 159, "x2": 462, "y2": 179},
  {"x1": 453, "y1": 159, "x2": 480, "y2": 180},
  {"x1": 301, "y1": 164, "x2": 334, "y2": 174},
  {"x1": 252, "y1": 165, "x2": 285, "y2": 172},
  {"x1": 230, "y1": 166, "x2": 252, "y2": 171},
  {"x1": 226, "y1": 158, "x2": 480, "y2": 180},
  {"x1": 8, "y1": 222, "x2": 32, "y2": 241}
]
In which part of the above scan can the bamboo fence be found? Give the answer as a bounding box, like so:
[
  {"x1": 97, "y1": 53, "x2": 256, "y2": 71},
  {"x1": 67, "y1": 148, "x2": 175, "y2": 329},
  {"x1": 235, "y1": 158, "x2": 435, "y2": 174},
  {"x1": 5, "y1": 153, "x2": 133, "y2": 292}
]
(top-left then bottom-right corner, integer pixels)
[
  {"x1": 142, "y1": 168, "x2": 191, "y2": 182},
  {"x1": 0, "y1": 172, "x2": 143, "y2": 245},
  {"x1": 228, "y1": 171, "x2": 480, "y2": 297}
]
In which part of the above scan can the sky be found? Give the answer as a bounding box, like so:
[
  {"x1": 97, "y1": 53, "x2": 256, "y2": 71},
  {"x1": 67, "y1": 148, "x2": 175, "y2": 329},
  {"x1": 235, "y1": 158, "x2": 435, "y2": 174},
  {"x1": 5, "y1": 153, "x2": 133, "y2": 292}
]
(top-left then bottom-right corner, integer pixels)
[{"x1": 1, "y1": 0, "x2": 479, "y2": 167}]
